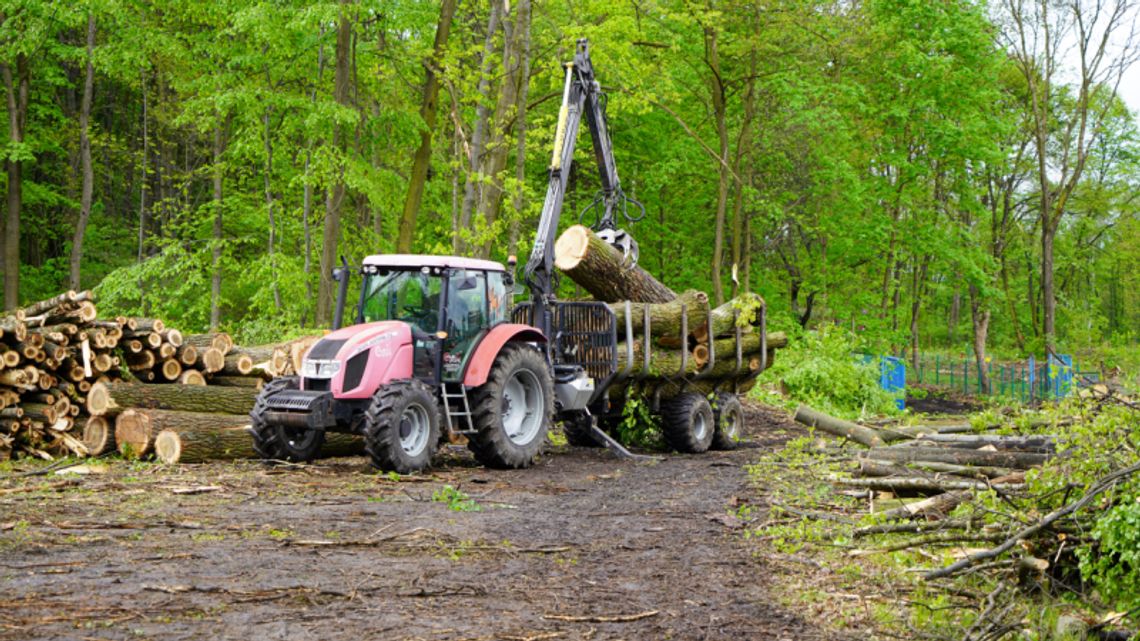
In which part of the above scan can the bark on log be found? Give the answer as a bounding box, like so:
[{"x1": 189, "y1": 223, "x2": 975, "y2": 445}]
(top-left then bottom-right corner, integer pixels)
[
  {"x1": 208, "y1": 375, "x2": 265, "y2": 389},
  {"x1": 20, "y1": 291, "x2": 78, "y2": 317},
  {"x1": 87, "y1": 380, "x2": 260, "y2": 417},
  {"x1": 81, "y1": 416, "x2": 113, "y2": 456},
  {"x1": 863, "y1": 447, "x2": 1050, "y2": 469},
  {"x1": 878, "y1": 490, "x2": 971, "y2": 520},
  {"x1": 833, "y1": 475, "x2": 1025, "y2": 493},
  {"x1": 554, "y1": 225, "x2": 676, "y2": 303},
  {"x1": 152, "y1": 421, "x2": 364, "y2": 464},
  {"x1": 913, "y1": 434, "x2": 1056, "y2": 453},
  {"x1": 608, "y1": 290, "x2": 710, "y2": 344},
  {"x1": 794, "y1": 405, "x2": 885, "y2": 448},
  {"x1": 858, "y1": 458, "x2": 1015, "y2": 480},
  {"x1": 185, "y1": 333, "x2": 233, "y2": 354}
]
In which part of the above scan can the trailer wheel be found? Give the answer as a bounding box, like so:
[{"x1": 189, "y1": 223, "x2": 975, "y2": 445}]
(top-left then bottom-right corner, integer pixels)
[
  {"x1": 711, "y1": 393, "x2": 744, "y2": 450},
  {"x1": 468, "y1": 344, "x2": 554, "y2": 468},
  {"x1": 660, "y1": 393, "x2": 714, "y2": 453},
  {"x1": 363, "y1": 380, "x2": 440, "y2": 474},
  {"x1": 562, "y1": 413, "x2": 603, "y2": 448},
  {"x1": 250, "y1": 377, "x2": 325, "y2": 462}
]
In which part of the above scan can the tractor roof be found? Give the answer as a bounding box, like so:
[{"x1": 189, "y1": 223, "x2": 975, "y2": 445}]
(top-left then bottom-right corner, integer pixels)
[{"x1": 361, "y1": 254, "x2": 506, "y2": 272}]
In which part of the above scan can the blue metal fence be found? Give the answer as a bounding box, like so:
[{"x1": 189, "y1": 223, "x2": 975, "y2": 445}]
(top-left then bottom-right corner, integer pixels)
[{"x1": 908, "y1": 352, "x2": 1093, "y2": 401}]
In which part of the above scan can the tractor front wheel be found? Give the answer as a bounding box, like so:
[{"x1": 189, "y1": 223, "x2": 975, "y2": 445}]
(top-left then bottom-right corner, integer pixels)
[
  {"x1": 363, "y1": 380, "x2": 441, "y2": 474},
  {"x1": 468, "y1": 345, "x2": 554, "y2": 469},
  {"x1": 250, "y1": 377, "x2": 325, "y2": 463}
]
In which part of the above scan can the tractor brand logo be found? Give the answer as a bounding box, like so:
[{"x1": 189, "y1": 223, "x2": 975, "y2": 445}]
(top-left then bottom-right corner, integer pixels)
[{"x1": 443, "y1": 352, "x2": 462, "y2": 374}]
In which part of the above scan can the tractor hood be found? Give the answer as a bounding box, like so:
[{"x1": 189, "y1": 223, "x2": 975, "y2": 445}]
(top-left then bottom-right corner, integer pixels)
[{"x1": 300, "y1": 321, "x2": 415, "y2": 398}]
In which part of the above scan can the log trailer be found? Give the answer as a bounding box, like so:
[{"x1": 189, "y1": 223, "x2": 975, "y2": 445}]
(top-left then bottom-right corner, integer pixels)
[{"x1": 249, "y1": 39, "x2": 765, "y2": 472}]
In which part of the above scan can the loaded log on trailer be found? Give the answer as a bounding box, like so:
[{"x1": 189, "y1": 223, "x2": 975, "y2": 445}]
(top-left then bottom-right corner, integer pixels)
[{"x1": 248, "y1": 38, "x2": 785, "y2": 474}]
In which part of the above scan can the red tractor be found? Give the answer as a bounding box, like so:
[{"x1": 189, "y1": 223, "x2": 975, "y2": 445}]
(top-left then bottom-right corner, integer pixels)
[{"x1": 250, "y1": 40, "x2": 755, "y2": 472}]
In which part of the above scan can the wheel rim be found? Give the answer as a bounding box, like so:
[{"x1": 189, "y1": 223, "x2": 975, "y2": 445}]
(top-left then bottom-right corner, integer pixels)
[
  {"x1": 692, "y1": 410, "x2": 709, "y2": 441},
  {"x1": 398, "y1": 402, "x2": 431, "y2": 456},
  {"x1": 501, "y1": 369, "x2": 544, "y2": 445},
  {"x1": 723, "y1": 410, "x2": 741, "y2": 440}
]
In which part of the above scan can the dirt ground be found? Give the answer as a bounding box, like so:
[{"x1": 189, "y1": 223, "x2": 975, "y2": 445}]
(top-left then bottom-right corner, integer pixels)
[{"x1": 0, "y1": 403, "x2": 847, "y2": 641}]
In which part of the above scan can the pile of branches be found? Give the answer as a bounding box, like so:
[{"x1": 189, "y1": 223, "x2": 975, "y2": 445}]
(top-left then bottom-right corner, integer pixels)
[
  {"x1": 0, "y1": 290, "x2": 319, "y2": 462},
  {"x1": 796, "y1": 402, "x2": 1140, "y2": 641},
  {"x1": 553, "y1": 224, "x2": 786, "y2": 403}
]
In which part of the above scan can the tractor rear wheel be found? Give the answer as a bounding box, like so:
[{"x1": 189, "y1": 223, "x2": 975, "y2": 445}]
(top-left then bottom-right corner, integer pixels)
[
  {"x1": 250, "y1": 377, "x2": 325, "y2": 462},
  {"x1": 363, "y1": 380, "x2": 440, "y2": 474},
  {"x1": 710, "y1": 393, "x2": 744, "y2": 450},
  {"x1": 468, "y1": 344, "x2": 554, "y2": 468},
  {"x1": 660, "y1": 392, "x2": 714, "y2": 453}
]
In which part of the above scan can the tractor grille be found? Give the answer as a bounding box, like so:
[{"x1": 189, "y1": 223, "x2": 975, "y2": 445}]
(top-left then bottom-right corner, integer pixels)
[
  {"x1": 342, "y1": 351, "x2": 369, "y2": 391},
  {"x1": 266, "y1": 390, "x2": 330, "y2": 412},
  {"x1": 307, "y1": 338, "x2": 346, "y2": 360}
]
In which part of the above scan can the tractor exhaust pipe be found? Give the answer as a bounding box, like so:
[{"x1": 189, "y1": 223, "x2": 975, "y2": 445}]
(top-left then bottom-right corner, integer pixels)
[{"x1": 332, "y1": 256, "x2": 350, "y2": 330}]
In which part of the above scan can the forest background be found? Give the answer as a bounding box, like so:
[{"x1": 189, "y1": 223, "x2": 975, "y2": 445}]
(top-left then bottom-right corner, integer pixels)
[{"x1": 1, "y1": 0, "x2": 1137, "y2": 382}]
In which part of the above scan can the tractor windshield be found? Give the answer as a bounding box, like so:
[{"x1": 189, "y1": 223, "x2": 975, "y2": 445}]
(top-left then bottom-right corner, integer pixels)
[{"x1": 360, "y1": 269, "x2": 443, "y2": 333}]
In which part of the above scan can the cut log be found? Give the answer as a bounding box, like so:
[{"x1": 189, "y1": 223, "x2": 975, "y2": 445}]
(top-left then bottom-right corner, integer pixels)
[
  {"x1": 87, "y1": 380, "x2": 259, "y2": 417},
  {"x1": 554, "y1": 225, "x2": 676, "y2": 303},
  {"x1": 222, "y1": 353, "x2": 253, "y2": 376},
  {"x1": 114, "y1": 409, "x2": 152, "y2": 458},
  {"x1": 198, "y1": 347, "x2": 225, "y2": 374},
  {"x1": 878, "y1": 490, "x2": 971, "y2": 520},
  {"x1": 20, "y1": 290, "x2": 78, "y2": 317},
  {"x1": 153, "y1": 423, "x2": 365, "y2": 464},
  {"x1": 608, "y1": 290, "x2": 710, "y2": 344},
  {"x1": 178, "y1": 370, "x2": 207, "y2": 386},
  {"x1": 913, "y1": 434, "x2": 1056, "y2": 453},
  {"x1": 126, "y1": 350, "x2": 156, "y2": 371},
  {"x1": 132, "y1": 318, "x2": 166, "y2": 333},
  {"x1": 82, "y1": 416, "x2": 114, "y2": 456},
  {"x1": 176, "y1": 344, "x2": 199, "y2": 366},
  {"x1": 161, "y1": 329, "x2": 183, "y2": 347},
  {"x1": 794, "y1": 405, "x2": 885, "y2": 448},
  {"x1": 858, "y1": 458, "x2": 1015, "y2": 480},
  {"x1": 863, "y1": 447, "x2": 1050, "y2": 469},
  {"x1": 208, "y1": 375, "x2": 265, "y2": 390},
  {"x1": 158, "y1": 359, "x2": 183, "y2": 381},
  {"x1": 833, "y1": 475, "x2": 1025, "y2": 493},
  {"x1": 185, "y1": 333, "x2": 233, "y2": 354}
]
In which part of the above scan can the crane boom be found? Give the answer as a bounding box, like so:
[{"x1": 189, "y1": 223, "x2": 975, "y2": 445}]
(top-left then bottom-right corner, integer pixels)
[{"x1": 524, "y1": 38, "x2": 641, "y2": 343}]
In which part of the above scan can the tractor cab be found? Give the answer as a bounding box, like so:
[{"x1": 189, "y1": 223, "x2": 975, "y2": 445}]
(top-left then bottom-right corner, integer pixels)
[{"x1": 354, "y1": 255, "x2": 511, "y2": 382}]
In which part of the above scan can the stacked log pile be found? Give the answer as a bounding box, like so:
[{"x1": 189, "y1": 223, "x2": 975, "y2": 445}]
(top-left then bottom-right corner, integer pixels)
[
  {"x1": 553, "y1": 224, "x2": 786, "y2": 404},
  {"x1": 793, "y1": 405, "x2": 1058, "y2": 519},
  {"x1": 0, "y1": 291, "x2": 312, "y2": 462}
]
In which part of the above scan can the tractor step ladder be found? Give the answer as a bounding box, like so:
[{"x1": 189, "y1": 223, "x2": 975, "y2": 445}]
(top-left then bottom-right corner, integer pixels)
[{"x1": 441, "y1": 383, "x2": 475, "y2": 435}]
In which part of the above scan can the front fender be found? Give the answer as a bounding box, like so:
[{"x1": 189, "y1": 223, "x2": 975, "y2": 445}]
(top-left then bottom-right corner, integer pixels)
[{"x1": 462, "y1": 323, "x2": 547, "y2": 387}]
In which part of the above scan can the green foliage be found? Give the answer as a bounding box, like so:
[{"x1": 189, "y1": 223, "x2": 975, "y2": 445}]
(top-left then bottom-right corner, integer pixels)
[
  {"x1": 431, "y1": 484, "x2": 480, "y2": 512},
  {"x1": 1079, "y1": 497, "x2": 1140, "y2": 610},
  {"x1": 754, "y1": 326, "x2": 901, "y2": 419},
  {"x1": 616, "y1": 397, "x2": 664, "y2": 450}
]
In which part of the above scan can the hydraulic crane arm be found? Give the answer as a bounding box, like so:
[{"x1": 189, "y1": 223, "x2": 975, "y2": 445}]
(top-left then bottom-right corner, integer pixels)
[{"x1": 524, "y1": 39, "x2": 642, "y2": 341}]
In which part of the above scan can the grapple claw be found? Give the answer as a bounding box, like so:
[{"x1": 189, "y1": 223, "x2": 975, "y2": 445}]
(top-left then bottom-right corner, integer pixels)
[{"x1": 596, "y1": 228, "x2": 639, "y2": 269}]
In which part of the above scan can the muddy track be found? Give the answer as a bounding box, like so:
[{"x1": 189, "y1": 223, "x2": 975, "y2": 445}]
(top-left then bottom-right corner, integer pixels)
[{"x1": 0, "y1": 403, "x2": 836, "y2": 640}]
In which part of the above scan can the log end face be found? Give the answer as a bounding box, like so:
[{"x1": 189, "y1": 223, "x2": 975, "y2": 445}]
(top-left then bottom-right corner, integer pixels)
[
  {"x1": 115, "y1": 410, "x2": 152, "y2": 459},
  {"x1": 553, "y1": 224, "x2": 591, "y2": 271},
  {"x1": 86, "y1": 382, "x2": 110, "y2": 416},
  {"x1": 153, "y1": 429, "x2": 182, "y2": 465}
]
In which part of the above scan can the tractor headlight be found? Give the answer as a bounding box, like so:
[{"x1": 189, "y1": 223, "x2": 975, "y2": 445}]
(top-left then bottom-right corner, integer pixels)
[{"x1": 302, "y1": 359, "x2": 341, "y2": 379}]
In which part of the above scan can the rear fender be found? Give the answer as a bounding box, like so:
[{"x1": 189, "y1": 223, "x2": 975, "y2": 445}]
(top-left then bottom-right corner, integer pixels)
[{"x1": 462, "y1": 324, "x2": 547, "y2": 387}]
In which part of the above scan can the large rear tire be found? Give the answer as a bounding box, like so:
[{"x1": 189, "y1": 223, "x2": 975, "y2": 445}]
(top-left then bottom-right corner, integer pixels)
[
  {"x1": 468, "y1": 344, "x2": 554, "y2": 469},
  {"x1": 250, "y1": 377, "x2": 325, "y2": 462},
  {"x1": 661, "y1": 392, "x2": 714, "y2": 453},
  {"x1": 710, "y1": 393, "x2": 744, "y2": 450},
  {"x1": 363, "y1": 380, "x2": 441, "y2": 474}
]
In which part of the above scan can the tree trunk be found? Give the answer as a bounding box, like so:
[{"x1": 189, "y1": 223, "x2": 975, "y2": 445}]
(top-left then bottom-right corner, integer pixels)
[
  {"x1": 137, "y1": 68, "x2": 148, "y2": 264},
  {"x1": 87, "y1": 380, "x2": 259, "y2": 417},
  {"x1": 317, "y1": 2, "x2": 354, "y2": 325},
  {"x1": 397, "y1": 0, "x2": 456, "y2": 253},
  {"x1": 263, "y1": 100, "x2": 281, "y2": 310},
  {"x1": 507, "y1": 0, "x2": 531, "y2": 257},
  {"x1": 554, "y1": 225, "x2": 675, "y2": 303},
  {"x1": 70, "y1": 14, "x2": 96, "y2": 291},
  {"x1": 793, "y1": 405, "x2": 885, "y2": 448},
  {"x1": 209, "y1": 123, "x2": 224, "y2": 330},
  {"x1": 969, "y1": 283, "x2": 991, "y2": 393},
  {"x1": 2, "y1": 52, "x2": 29, "y2": 309},
  {"x1": 706, "y1": 26, "x2": 729, "y2": 305},
  {"x1": 863, "y1": 446, "x2": 1050, "y2": 469},
  {"x1": 608, "y1": 290, "x2": 710, "y2": 344},
  {"x1": 1041, "y1": 220, "x2": 1055, "y2": 350},
  {"x1": 729, "y1": 49, "x2": 756, "y2": 299},
  {"x1": 455, "y1": 0, "x2": 502, "y2": 253},
  {"x1": 153, "y1": 423, "x2": 364, "y2": 464}
]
